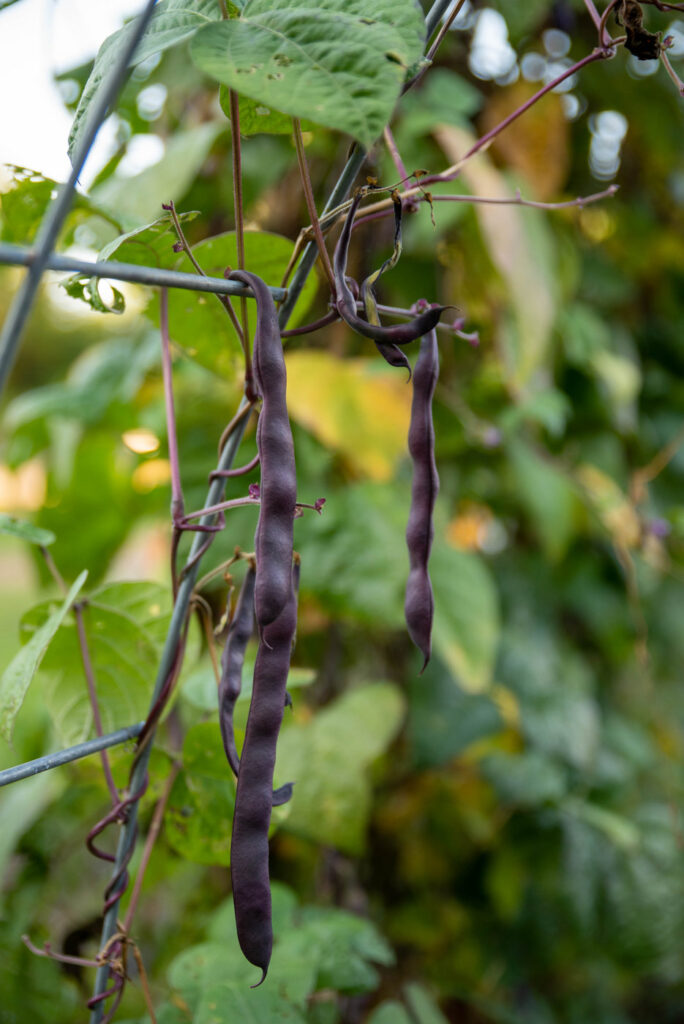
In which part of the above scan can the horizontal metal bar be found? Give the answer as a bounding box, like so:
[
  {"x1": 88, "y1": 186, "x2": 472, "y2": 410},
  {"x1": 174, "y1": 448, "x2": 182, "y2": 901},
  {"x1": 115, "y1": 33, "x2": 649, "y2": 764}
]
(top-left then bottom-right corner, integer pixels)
[
  {"x1": 0, "y1": 722, "x2": 144, "y2": 788},
  {"x1": 0, "y1": 243, "x2": 289, "y2": 303}
]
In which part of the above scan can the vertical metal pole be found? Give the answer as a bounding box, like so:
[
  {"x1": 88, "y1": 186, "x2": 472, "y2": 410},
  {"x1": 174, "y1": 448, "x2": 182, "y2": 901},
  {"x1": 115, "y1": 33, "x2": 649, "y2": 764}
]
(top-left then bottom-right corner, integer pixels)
[{"x1": 0, "y1": 0, "x2": 159, "y2": 398}]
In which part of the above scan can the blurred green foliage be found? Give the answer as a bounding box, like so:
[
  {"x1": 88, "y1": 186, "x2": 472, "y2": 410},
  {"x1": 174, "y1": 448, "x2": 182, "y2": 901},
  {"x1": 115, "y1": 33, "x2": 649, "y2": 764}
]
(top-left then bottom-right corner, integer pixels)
[{"x1": 2, "y1": 1, "x2": 684, "y2": 1022}]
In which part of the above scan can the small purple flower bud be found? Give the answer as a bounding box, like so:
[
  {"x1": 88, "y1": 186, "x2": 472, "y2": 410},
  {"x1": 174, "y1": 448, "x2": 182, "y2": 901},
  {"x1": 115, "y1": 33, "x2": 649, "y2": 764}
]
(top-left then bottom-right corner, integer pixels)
[
  {"x1": 410, "y1": 298, "x2": 431, "y2": 315},
  {"x1": 482, "y1": 427, "x2": 502, "y2": 449},
  {"x1": 648, "y1": 516, "x2": 670, "y2": 538},
  {"x1": 314, "y1": 498, "x2": 326, "y2": 513},
  {"x1": 249, "y1": 483, "x2": 261, "y2": 500},
  {"x1": 161, "y1": 202, "x2": 173, "y2": 211},
  {"x1": 172, "y1": 242, "x2": 183, "y2": 253}
]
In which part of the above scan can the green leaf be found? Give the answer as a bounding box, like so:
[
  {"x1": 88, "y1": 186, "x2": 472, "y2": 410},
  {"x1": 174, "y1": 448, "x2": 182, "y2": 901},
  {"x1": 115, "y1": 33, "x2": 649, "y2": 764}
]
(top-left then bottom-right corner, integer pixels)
[
  {"x1": 195, "y1": 981, "x2": 307, "y2": 1024},
  {"x1": 19, "y1": 581, "x2": 170, "y2": 746},
  {"x1": 507, "y1": 438, "x2": 581, "y2": 561},
  {"x1": 0, "y1": 514, "x2": 55, "y2": 547},
  {"x1": 430, "y1": 542, "x2": 500, "y2": 692},
  {"x1": 220, "y1": 84, "x2": 299, "y2": 136},
  {"x1": 190, "y1": 0, "x2": 425, "y2": 148},
  {"x1": 368, "y1": 1003, "x2": 412, "y2": 1024},
  {"x1": 0, "y1": 773, "x2": 65, "y2": 888},
  {"x1": 408, "y1": 658, "x2": 502, "y2": 769},
  {"x1": 0, "y1": 571, "x2": 87, "y2": 742},
  {"x1": 181, "y1": 655, "x2": 315, "y2": 713},
  {"x1": 98, "y1": 209, "x2": 200, "y2": 265},
  {"x1": 149, "y1": 230, "x2": 317, "y2": 376},
  {"x1": 92, "y1": 123, "x2": 222, "y2": 229},
  {"x1": 400, "y1": 68, "x2": 482, "y2": 135},
  {"x1": 481, "y1": 751, "x2": 568, "y2": 808},
  {"x1": 0, "y1": 165, "x2": 120, "y2": 244},
  {"x1": 276, "y1": 683, "x2": 405, "y2": 853},
  {"x1": 166, "y1": 722, "x2": 236, "y2": 866},
  {"x1": 298, "y1": 907, "x2": 395, "y2": 993},
  {"x1": 68, "y1": 0, "x2": 225, "y2": 163},
  {"x1": 404, "y1": 983, "x2": 450, "y2": 1024}
]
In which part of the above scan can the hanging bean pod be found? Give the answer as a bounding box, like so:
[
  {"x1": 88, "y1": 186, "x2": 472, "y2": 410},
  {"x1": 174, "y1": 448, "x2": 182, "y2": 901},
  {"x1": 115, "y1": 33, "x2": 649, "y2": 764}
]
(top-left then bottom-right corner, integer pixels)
[
  {"x1": 228, "y1": 270, "x2": 296, "y2": 628},
  {"x1": 218, "y1": 561, "x2": 293, "y2": 806},
  {"x1": 405, "y1": 329, "x2": 440, "y2": 671},
  {"x1": 230, "y1": 590, "x2": 297, "y2": 984},
  {"x1": 333, "y1": 190, "x2": 448, "y2": 345},
  {"x1": 225, "y1": 268, "x2": 298, "y2": 982}
]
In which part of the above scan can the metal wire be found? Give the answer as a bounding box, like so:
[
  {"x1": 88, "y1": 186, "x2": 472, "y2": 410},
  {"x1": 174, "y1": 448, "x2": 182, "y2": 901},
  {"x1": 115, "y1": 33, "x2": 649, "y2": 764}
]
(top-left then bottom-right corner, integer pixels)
[
  {"x1": 0, "y1": 0, "x2": 159, "y2": 398},
  {"x1": 0, "y1": 243, "x2": 288, "y2": 302},
  {"x1": 0, "y1": 723, "x2": 144, "y2": 788},
  {"x1": 425, "y1": 0, "x2": 456, "y2": 40}
]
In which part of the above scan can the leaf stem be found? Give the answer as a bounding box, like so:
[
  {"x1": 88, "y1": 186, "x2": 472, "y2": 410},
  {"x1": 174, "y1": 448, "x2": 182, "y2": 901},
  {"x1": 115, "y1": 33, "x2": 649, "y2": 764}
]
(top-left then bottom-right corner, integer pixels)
[
  {"x1": 292, "y1": 119, "x2": 336, "y2": 294},
  {"x1": 160, "y1": 289, "x2": 184, "y2": 526},
  {"x1": 229, "y1": 89, "x2": 251, "y2": 367}
]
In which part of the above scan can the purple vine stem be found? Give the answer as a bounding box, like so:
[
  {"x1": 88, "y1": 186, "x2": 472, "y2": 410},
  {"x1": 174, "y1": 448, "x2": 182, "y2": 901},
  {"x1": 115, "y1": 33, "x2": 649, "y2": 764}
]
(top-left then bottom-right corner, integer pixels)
[{"x1": 159, "y1": 288, "x2": 184, "y2": 525}]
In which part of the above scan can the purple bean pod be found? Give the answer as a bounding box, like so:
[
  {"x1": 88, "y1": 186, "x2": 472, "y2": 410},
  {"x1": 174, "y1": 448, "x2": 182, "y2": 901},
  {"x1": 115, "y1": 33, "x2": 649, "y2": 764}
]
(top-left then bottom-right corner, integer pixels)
[
  {"x1": 405, "y1": 329, "x2": 440, "y2": 672},
  {"x1": 230, "y1": 588, "x2": 297, "y2": 984},
  {"x1": 218, "y1": 562, "x2": 293, "y2": 806},
  {"x1": 228, "y1": 270, "x2": 296, "y2": 628},
  {"x1": 333, "y1": 191, "x2": 448, "y2": 345}
]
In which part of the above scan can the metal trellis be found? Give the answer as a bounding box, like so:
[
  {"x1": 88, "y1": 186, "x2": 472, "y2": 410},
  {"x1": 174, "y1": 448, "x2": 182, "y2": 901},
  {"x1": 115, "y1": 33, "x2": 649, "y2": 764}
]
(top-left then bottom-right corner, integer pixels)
[{"x1": 0, "y1": 0, "x2": 450, "y2": 1019}]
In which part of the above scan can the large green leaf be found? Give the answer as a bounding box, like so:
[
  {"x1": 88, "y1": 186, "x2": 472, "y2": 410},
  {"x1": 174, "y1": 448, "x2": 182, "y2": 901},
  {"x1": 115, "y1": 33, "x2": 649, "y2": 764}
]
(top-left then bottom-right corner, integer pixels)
[
  {"x1": 166, "y1": 722, "x2": 237, "y2": 866},
  {"x1": 18, "y1": 581, "x2": 170, "y2": 746},
  {"x1": 0, "y1": 166, "x2": 120, "y2": 244},
  {"x1": 150, "y1": 230, "x2": 317, "y2": 376},
  {"x1": 276, "y1": 682, "x2": 405, "y2": 853},
  {"x1": 68, "y1": 0, "x2": 226, "y2": 163},
  {"x1": 92, "y1": 123, "x2": 222, "y2": 229},
  {"x1": 190, "y1": 0, "x2": 425, "y2": 148},
  {"x1": 0, "y1": 571, "x2": 87, "y2": 742},
  {"x1": 430, "y1": 541, "x2": 500, "y2": 692},
  {"x1": 407, "y1": 658, "x2": 502, "y2": 769}
]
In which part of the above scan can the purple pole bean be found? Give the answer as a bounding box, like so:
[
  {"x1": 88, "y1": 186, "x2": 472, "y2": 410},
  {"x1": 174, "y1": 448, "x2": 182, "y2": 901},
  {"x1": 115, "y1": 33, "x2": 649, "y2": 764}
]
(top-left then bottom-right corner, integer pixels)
[
  {"x1": 405, "y1": 329, "x2": 440, "y2": 671},
  {"x1": 218, "y1": 561, "x2": 293, "y2": 806},
  {"x1": 228, "y1": 270, "x2": 296, "y2": 628},
  {"x1": 230, "y1": 589, "x2": 297, "y2": 983},
  {"x1": 333, "y1": 191, "x2": 448, "y2": 345}
]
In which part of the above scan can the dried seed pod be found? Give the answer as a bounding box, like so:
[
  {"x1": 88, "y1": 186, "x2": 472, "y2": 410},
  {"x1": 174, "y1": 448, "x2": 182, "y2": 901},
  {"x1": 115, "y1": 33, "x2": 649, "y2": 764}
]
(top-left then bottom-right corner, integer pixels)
[
  {"x1": 333, "y1": 190, "x2": 448, "y2": 345},
  {"x1": 228, "y1": 270, "x2": 296, "y2": 628},
  {"x1": 230, "y1": 589, "x2": 297, "y2": 984},
  {"x1": 218, "y1": 561, "x2": 293, "y2": 806},
  {"x1": 405, "y1": 329, "x2": 440, "y2": 671}
]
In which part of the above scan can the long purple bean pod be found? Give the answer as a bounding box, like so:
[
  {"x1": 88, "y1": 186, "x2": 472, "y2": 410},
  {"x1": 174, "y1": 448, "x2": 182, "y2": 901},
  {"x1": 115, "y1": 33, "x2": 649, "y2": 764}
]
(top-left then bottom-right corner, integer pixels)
[
  {"x1": 230, "y1": 588, "x2": 297, "y2": 984},
  {"x1": 218, "y1": 561, "x2": 293, "y2": 806},
  {"x1": 360, "y1": 192, "x2": 411, "y2": 376},
  {"x1": 333, "y1": 190, "x2": 448, "y2": 345},
  {"x1": 228, "y1": 269, "x2": 296, "y2": 628},
  {"x1": 405, "y1": 329, "x2": 440, "y2": 672}
]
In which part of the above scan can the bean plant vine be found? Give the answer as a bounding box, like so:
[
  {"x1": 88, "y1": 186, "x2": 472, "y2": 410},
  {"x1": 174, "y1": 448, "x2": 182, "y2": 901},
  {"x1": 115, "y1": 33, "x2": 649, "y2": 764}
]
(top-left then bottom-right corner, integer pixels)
[{"x1": 1, "y1": 0, "x2": 683, "y2": 1021}]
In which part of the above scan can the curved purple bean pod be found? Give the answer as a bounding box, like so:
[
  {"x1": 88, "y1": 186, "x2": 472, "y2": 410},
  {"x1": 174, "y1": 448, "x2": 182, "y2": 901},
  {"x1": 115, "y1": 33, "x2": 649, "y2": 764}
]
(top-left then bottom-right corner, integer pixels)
[
  {"x1": 228, "y1": 269, "x2": 296, "y2": 628},
  {"x1": 230, "y1": 587, "x2": 297, "y2": 984},
  {"x1": 405, "y1": 329, "x2": 440, "y2": 672},
  {"x1": 217, "y1": 561, "x2": 293, "y2": 806},
  {"x1": 333, "y1": 190, "x2": 448, "y2": 345}
]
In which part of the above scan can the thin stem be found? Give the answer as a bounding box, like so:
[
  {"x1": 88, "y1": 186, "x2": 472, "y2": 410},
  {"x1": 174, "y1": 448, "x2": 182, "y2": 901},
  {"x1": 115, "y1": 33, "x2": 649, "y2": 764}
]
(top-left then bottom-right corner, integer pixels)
[
  {"x1": 354, "y1": 183, "x2": 619, "y2": 225},
  {"x1": 74, "y1": 606, "x2": 119, "y2": 805},
  {"x1": 292, "y1": 119, "x2": 336, "y2": 294},
  {"x1": 218, "y1": 400, "x2": 255, "y2": 456},
  {"x1": 426, "y1": 0, "x2": 466, "y2": 62},
  {"x1": 122, "y1": 763, "x2": 180, "y2": 933},
  {"x1": 160, "y1": 289, "x2": 184, "y2": 525},
  {"x1": 23, "y1": 935, "x2": 103, "y2": 970},
  {"x1": 660, "y1": 44, "x2": 684, "y2": 95},
  {"x1": 182, "y1": 496, "x2": 259, "y2": 522},
  {"x1": 229, "y1": 90, "x2": 251, "y2": 357},
  {"x1": 194, "y1": 551, "x2": 241, "y2": 593},
  {"x1": 383, "y1": 127, "x2": 411, "y2": 187},
  {"x1": 209, "y1": 451, "x2": 260, "y2": 478},
  {"x1": 164, "y1": 201, "x2": 245, "y2": 345},
  {"x1": 463, "y1": 48, "x2": 609, "y2": 166},
  {"x1": 599, "y1": 0, "x2": 621, "y2": 49},
  {"x1": 582, "y1": 0, "x2": 603, "y2": 32},
  {"x1": 40, "y1": 545, "x2": 67, "y2": 594},
  {"x1": 281, "y1": 309, "x2": 340, "y2": 337}
]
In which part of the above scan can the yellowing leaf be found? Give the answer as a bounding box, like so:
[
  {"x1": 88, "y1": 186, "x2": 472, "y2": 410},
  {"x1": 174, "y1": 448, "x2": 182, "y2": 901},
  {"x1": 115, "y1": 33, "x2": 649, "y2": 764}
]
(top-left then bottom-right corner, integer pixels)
[
  {"x1": 285, "y1": 351, "x2": 411, "y2": 480},
  {"x1": 576, "y1": 464, "x2": 641, "y2": 549},
  {"x1": 435, "y1": 125, "x2": 556, "y2": 392}
]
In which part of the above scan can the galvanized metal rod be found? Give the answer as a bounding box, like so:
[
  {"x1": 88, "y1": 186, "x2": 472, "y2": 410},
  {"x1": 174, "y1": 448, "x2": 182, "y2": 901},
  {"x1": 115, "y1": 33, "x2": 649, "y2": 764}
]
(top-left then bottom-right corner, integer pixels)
[
  {"x1": 0, "y1": 0, "x2": 159, "y2": 398},
  {"x1": 0, "y1": 723, "x2": 144, "y2": 788},
  {"x1": 425, "y1": 0, "x2": 456, "y2": 40},
  {"x1": 0, "y1": 243, "x2": 288, "y2": 302}
]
